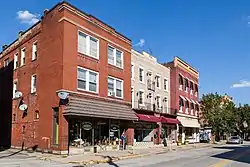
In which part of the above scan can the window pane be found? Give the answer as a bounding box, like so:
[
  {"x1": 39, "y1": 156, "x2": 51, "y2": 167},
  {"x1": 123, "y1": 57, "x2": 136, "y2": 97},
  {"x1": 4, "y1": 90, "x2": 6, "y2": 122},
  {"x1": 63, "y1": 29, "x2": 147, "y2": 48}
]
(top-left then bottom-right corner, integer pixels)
[
  {"x1": 139, "y1": 68, "x2": 143, "y2": 81},
  {"x1": 78, "y1": 32, "x2": 87, "y2": 54},
  {"x1": 108, "y1": 46, "x2": 114, "y2": 64},
  {"x1": 116, "y1": 50, "x2": 122, "y2": 67},
  {"x1": 89, "y1": 72, "x2": 97, "y2": 83},
  {"x1": 89, "y1": 82, "x2": 97, "y2": 92},
  {"x1": 116, "y1": 80, "x2": 122, "y2": 97},
  {"x1": 90, "y1": 37, "x2": 98, "y2": 57},
  {"x1": 116, "y1": 80, "x2": 122, "y2": 89},
  {"x1": 78, "y1": 68, "x2": 86, "y2": 80},
  {"x1": 78, "y1": 80, "x2": 86, "y2": 90},
  {"x1": 116, "y1": 89, "x2": 122, "y2": 97},
  {"x1": 108, "y1": 78, "x2": 114, "y2": 92}
]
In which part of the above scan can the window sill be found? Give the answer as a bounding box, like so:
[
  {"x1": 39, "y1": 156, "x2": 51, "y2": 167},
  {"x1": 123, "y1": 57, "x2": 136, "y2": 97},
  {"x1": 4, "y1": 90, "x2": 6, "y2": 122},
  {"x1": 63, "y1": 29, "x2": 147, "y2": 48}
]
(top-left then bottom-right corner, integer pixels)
[
  {"x1": 108, "y1": 64, "x2": 123, "y2": 71},
  {"x1": 31, "y1": 58, "x2": 37, "y2": 62},
  {"x1": 78, "y1": 51, "x2": 99, "y2": 60},
  {"x1": 108, "y1": 95, "x2": 123, "y2": 100},
  {"x1": 108, "y1": 63, "x2": 123, "y2": 70},
  {"x1": 77, "y1": 88, "x2": 99, "y2": 95}
]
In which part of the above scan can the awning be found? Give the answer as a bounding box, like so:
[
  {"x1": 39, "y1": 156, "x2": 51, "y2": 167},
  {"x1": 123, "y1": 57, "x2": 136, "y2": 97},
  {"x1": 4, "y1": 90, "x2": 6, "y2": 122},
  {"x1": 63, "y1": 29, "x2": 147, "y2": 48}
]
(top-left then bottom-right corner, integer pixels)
[
  {"x1": 64, "y1": 97, "x2": 138, "y2": 121},
  {"x1": 185, "y1": 97, "x2": 191, "y2": 103},
  {"x1": 196, "y1": 101, "x2": 200, "y2": 105},
  {"x1": 177, "y1": 116, "x2": 200, "y2": 128},
  {"x1": 191, "y1": 99, "x2": 196, "y2": 104},
  {"x1": 136, "y1": 114, "x2": 160, "y2": 123},
  {"x1": 161, "y1": 117, "x2": 181, "y2": 124},
  {"x1": 180, "y1": 95, "x2": 186, "y2": 101}
]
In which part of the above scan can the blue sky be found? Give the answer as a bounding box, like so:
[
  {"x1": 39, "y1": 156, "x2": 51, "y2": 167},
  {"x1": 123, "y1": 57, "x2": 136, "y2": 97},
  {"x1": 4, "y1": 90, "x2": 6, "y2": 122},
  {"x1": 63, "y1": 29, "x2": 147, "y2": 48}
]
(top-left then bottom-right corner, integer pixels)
[{"x1": 1, "y1": 0, "x2": 250, "y2": 104}]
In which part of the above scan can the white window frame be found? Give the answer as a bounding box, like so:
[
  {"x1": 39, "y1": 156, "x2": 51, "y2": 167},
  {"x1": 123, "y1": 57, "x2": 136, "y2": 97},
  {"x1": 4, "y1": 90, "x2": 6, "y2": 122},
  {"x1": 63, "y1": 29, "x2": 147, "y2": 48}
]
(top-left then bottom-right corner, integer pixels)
[
  {"x1": 13, "y1": 81, "x2": 17, "y2": 98},
  {"x1": 139, "y1": 66, "x2": 145, "y2": 84},
  {"x1": 185, "y1": 101, "x2": 189, "y2": 114},
  {"x1": 78, "y1": 30, "x2": 99, "y2": 59},
  {"x1": 77, "y1": 66, "x2": 99, "y2": 93},
  {"x1": 32, "y1": 41, "x2": 38, "y2": 61},
  {"x1": 31, "y1": 74, "x2": 37, "y2": 93},
  {"x1": 138, "y1": 89, "x2": 144, "y2": 105},
  {"x1": 156, "y1": 95, "x2": 161, "y2": 108},
  {"x1": 155, "y1": 75, "x2": 161, "y2": 89},
  {"x1": 179, "y1": 97, "x2": 183, "y2": 113},
  {"x1": 163, "y1": 97, "x2": 168, "y2": 113},
  {"x1": 190, "y1": 81, "x2": 194, "y2": 95},
  {"x1": 163, "y1": 77, "x2": 168, "y2": 91},
  {"x1": 107, "y1": 44, "x2": 123, "y2": 69},
  {"x1": 107, "y1": 76, "x2": 124, "y2": 98},
  {"x1": 131, "y1": 63, "x2": 134, "y2": 80},
  {"x1": 21, "y1": 48, "x2": 26, "y2": 66},
  {"x1": 14, "y1": 53, "x2": 18, "y2": 70}
]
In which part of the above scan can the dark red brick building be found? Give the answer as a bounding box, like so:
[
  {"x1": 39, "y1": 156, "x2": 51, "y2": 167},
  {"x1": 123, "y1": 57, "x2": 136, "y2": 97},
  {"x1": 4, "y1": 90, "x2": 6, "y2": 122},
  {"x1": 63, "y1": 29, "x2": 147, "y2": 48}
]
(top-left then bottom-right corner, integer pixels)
[
  {"x1": 0, "y1": 1, "x2": 137, "y2": 154},
  {"x1": 163, "y1": 57, "x2": 200, "y2": 143}
]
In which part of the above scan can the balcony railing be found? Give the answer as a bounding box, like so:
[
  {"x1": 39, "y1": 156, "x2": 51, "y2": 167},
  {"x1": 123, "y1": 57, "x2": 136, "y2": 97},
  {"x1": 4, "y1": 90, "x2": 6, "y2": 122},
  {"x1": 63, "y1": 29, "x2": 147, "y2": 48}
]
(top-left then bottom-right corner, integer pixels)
[
  {"x1": 147, "y1": 79, "x2": 155, "y2": 91},
  {"x1": 133, "y1": 101, "x2": 155, "y2": 111}
]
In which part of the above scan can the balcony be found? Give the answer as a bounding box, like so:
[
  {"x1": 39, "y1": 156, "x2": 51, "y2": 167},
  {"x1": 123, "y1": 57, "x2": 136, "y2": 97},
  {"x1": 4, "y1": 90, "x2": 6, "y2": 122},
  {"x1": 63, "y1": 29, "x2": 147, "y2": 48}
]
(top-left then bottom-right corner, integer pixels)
[
  {"x1": 133, "y1": 101, "x2": 155, "y2": 111},
  {"x1": 147, "y1": 79, "x2": 155, "y2": 91}
]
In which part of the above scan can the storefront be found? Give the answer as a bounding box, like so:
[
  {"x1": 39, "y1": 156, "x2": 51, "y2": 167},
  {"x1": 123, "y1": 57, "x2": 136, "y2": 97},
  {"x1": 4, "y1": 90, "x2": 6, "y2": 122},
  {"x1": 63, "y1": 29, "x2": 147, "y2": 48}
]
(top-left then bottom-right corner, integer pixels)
[
  {"x1": 161, "y1": 117, "x2": 180, "y2": 145},
  {"x1": 177, "y1": 116, "x2": 200, "y2": 144},
  {"x1": 64, "y1": 96, "x2": 137, "y2": 153}
]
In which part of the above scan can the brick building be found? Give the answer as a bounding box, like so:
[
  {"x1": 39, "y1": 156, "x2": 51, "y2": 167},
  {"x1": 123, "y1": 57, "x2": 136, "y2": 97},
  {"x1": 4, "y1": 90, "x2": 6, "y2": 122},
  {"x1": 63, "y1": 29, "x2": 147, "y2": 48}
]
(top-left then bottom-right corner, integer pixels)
[
  {"x1": 0, "y1": 1, "x2": 137, "y2": 154},
  {"x1": 163, "y1": 57, "x2": 200, "y2": 143}
]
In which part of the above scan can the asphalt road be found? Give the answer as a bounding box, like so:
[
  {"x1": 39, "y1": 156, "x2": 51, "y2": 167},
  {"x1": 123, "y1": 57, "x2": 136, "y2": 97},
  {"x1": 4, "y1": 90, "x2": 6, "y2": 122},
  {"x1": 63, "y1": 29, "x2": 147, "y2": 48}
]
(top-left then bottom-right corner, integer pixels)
[{"x1": 1, "y1": 142, "x2": 250, "y2": 167}]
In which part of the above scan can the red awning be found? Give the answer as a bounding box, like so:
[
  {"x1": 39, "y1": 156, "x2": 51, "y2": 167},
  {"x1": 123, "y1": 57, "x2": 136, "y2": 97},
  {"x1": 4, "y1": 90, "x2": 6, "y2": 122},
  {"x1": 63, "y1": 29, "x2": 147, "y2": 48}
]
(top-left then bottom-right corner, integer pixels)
[
  {"x1": 161, "y1": 117, "x2": 181, "y2": 124},
  {"x1": 136, "y1": 114, "x2": 161, "y2": 123}
]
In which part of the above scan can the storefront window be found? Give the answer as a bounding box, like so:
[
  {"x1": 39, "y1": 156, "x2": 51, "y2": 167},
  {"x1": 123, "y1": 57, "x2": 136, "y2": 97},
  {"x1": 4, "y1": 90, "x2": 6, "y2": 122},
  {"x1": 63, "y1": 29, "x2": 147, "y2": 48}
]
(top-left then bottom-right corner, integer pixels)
[{"x1": 134, "y1": 123, "x2": 155, "y2": 142}]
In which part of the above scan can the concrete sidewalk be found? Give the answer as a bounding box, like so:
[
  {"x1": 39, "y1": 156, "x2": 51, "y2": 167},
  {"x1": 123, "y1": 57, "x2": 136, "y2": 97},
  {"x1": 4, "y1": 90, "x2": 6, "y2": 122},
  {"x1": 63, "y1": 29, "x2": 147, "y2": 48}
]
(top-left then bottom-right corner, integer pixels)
[{"x1": 36, "y1": 143, "x2": 212, "y2": 165}]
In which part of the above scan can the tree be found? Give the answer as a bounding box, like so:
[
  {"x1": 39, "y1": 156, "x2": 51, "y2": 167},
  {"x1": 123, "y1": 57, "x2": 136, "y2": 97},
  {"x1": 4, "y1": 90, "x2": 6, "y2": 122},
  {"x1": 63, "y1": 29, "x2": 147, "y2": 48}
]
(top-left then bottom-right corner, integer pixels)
[{"x1": 235, "y1": 104, "x2": 250, "y2": 139}]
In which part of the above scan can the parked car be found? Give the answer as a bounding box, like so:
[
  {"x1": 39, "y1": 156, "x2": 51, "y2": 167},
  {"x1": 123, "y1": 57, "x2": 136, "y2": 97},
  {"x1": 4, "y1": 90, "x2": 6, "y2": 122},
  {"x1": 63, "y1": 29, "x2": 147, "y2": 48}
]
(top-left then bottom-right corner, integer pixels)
[{"x1": 227, "y1": 136, "x2": 243, "y2": 144}]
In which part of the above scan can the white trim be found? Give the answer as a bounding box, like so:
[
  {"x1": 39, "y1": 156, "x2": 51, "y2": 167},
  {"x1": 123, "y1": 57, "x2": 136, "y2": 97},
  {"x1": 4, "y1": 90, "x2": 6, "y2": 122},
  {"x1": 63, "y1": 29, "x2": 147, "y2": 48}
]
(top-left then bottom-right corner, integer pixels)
[
  {"x1": 107, "y1": 44, "x2": 123, "y2": 69},
  {"x1": 163, "y1": 77, "x2": 168, "y2": 92},
  {"x1": 20, "y1": 48, "x2": 26, "y2": 66},
  {"x1": 131, "y1": 63, "x2": 135, "y2": 81},
  {"x1": 177, "y1": 113, "x2": 199, "y2": 119},
  {"x1": 138, "y1": 66, "x2": 145, "y2": 84},
  {"x1": 31, "y1": 74, "x2": 37, "y2": 93},
  {"x1": 13, "y1": 81, "x2": 17, "y2": 98},
  {"x1": 77, "y1": 66, "x2": 99, "y2": 94},
  {"x1": 14, "y1": 53, "x2": 18, "y2": 70},
  {"x1": 191, "y1": 99, "x2": 196, "y2": 104},
  {"x1": 78, "y1": 30, "x2": 100, "y2": 60},
  {"x1": 32, "y1": 41, "x2": 38, "y2": 61},
  {"x1": 185, "y1": 97, "x2": 191, "y2": 103},
  {"x1": 180, "y1": 95, "x2": 186, "y2": 101},
  {"x1": 138, "y1": 89, "x2": 145, "y2": 105},
  {"x1": 108, "y1": 75, "x2": 124, "y2": 99}
]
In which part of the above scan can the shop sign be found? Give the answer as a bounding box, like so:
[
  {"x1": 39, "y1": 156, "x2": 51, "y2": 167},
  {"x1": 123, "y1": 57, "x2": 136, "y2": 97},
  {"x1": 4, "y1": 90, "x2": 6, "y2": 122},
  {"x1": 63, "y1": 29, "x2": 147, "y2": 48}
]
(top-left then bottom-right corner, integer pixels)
[
  {"x1": 110, "y1": 124, "x2": 119, "y2": 132},
  {"x1": 82, "y1": 122, "x2": 92, "y2": 130},
  {"x1": 110, "y1": 131, "x2": 114, "y2": 137}
]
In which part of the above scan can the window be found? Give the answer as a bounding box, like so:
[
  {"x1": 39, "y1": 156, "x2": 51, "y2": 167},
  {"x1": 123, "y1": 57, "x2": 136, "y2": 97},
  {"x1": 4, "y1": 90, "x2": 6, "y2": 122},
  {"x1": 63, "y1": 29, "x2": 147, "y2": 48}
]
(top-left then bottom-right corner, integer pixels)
[
  {"x1": 195, "y1": 84, "x2": 198, "y2": 96},
  {"x1": 191, "y1": 103, "x2": 194, "y2": 115},
  {"x1": 190, "y1": 81, "x2": 194, "y2": 94},
  {"x1": 32, "y1": 42, "x2": 37, "y2": 60},
  {"x1": 21, "y1": 48, "x2": 26, "y2": 66},
  {"x1": 156, "y1": 96, "x2": 161, "y2": 108},
  {"x1": 184, "y1": 78, "x2": 189, "y2": 92},
  {"x1": 4, "y1": 58, "x2": 9, "y2": 67},
  {"x1": 52, "y1": 107, "x2": 59, "y2": 145},
  {"x1": 31, "y1": 74, "x2": 37, "y2": 93},
  {"x1": 107, "y1": 76, "x2": 123, "y2": 98},
  {"x1": 77, "y1": 67, "x2": 98, "y2": 93},
  {"x1": 13, "y1": 82, "x2": 17, "y2": 98},
  {"x1": 164, "y1": 78, "x2": 168, "y2": 91},
  {"x1": 138, "y1": 91, "x2": 144, "y2": 104},
  {"x1": 131, "y1": 64, "x2": 134, "y2": 79},
  {"x1": 35, "y1": 110, "x2": 39, "y2": 119},
  {"x1": 179, "y1": 97, "x2": 184, "y2": 112},
  {"x1": 13, "y1": 114, "x2": 16, "y2": 122},
  {"x1": 108, "y1": 46, "x2": 123, "y2": 68},
  {"x1": 78, "y1": 31, "x2": 99, "y2": 58},
  {"x1": 14, "y1": 54, "x2": 18, "y2": 69},
  {"x1": 179, "y1": 74, "x2": 183, "y2": 90},
  {"x1": 185, "y1": 101, "x2": 189, "y2": 114},
  {"x1": 139, "y1": 68, "x2": 144, "y2": 83},
  {"x1": 156, "y1": 75, "x2": 160, "y2": 88}
]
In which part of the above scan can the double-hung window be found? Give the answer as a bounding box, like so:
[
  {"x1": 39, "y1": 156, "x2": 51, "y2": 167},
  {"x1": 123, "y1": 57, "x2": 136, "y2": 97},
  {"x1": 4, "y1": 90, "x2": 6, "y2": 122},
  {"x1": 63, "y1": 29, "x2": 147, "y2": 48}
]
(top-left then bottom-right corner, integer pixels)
[
  {"x1": 32, "y1": 42, "x2": 38, "y2": 60},
  {"x1": 13, "y1": 82, "x2": 17, "y2": 98},
  {"x1": 31, "y1": 74, "x2": 37, "y2": 93},
  {"x1": 164, "y1": 78, "x2": 168, "y2": 91},
  {"x1": 14, "y1": 53, "x2": 18, "y2": 69},
  {"x1": 138, "y1": 91, "x2": 144, "y2": 104},
  {"x1": 139, "y1": 68, "x2": 144, "y2": 83},
  {"x1": 77, "y1": 67, "x2": 98, "y2": 93},
  {"x1": 78, "y1": 31, "x2": 99, "y2": 59},
  {"x1": 4, "y1": 58, "x2": 9, "y2": 67},
  {"x1": 21, "y1": 48, "x2": 26, "y2": 66},
  {"x1": 108, "y1": 46, "x2": 123, "y2": 68},
  {"x1": 107, "y1": 76, "x2": 123, "y2": 98},
  {"x1": 156, "y1": 75, "x2": 160, "y2": 89}
]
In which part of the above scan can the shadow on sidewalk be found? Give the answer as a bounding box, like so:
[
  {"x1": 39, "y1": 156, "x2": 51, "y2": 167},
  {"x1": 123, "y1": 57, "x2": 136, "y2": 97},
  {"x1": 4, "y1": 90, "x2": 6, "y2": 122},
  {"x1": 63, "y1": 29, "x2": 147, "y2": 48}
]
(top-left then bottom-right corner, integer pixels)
[
  {"x1": 0, "y1": 144, "x2": 38, "y2": 159},
  {"x1": 103, "y1": 156, "x2": 119, "y2": 167}
]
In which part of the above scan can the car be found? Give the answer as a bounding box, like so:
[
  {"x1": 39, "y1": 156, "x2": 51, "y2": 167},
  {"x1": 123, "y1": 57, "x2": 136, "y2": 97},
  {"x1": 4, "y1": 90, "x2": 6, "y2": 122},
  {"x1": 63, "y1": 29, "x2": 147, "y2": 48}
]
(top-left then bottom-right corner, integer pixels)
[{"x1": 227, "y1": 136, "x2": 243, "y2": 144}]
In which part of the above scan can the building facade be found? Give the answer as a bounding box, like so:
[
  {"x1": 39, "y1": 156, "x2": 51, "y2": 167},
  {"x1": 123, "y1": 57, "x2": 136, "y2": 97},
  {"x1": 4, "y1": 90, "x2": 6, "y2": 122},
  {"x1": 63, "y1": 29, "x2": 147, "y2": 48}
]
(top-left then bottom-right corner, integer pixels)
[
  {"x1": 163, "y1": 57, "x2": 200, "y2": 144},
  {"x1": 0, "y1": 1, "x2": 137, "y2": 154},
  {"x1": 131, "y1": 50, "x2": 180, "y2": 147}
]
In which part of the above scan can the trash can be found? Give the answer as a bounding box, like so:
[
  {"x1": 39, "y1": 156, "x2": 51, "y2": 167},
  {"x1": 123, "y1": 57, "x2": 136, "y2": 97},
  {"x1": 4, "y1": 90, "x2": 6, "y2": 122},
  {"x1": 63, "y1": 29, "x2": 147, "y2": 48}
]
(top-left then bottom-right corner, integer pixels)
[{"x1": 94, "y1": 146, "x2": 97, "y2": 153}]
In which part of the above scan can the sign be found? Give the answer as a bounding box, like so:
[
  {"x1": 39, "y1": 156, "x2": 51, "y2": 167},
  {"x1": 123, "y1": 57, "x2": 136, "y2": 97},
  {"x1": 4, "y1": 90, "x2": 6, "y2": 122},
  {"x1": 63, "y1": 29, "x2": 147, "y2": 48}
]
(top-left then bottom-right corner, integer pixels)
[
  {"x1": 110, "y1": 124, "x2": 119, "y2": 132},
  {"x1": 82, "y1": 122, "x2": 92, "y2": 130},
  {"x1": 110, "y1": 131, "x2": 114, "y2": 137}
]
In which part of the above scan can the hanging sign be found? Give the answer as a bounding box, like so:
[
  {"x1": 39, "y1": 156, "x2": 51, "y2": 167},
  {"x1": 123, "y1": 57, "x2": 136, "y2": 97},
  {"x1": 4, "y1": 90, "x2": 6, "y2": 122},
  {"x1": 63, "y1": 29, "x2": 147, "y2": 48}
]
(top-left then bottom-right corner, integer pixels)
[
  {"x1": 110, "y1": 124, "x2": 119, "y2": 132},
  {"x1": 82, "y1": 122, "x2": 92, "y2": 130}
]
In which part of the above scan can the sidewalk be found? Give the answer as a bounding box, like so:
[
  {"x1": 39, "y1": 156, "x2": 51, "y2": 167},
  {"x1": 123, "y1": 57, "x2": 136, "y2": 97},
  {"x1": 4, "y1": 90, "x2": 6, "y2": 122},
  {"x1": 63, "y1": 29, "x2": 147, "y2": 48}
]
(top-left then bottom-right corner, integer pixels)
[{"x1": 36, "y1": 143, "x2": 212, "y2": 165}]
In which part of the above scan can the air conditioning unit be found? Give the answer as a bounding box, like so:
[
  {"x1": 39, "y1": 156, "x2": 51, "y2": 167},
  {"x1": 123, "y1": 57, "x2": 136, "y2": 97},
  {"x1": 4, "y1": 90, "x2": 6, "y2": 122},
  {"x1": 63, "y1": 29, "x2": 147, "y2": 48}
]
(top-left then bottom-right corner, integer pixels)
[{"x1": 108, "y1": 91, "x2": 115, "y2": 96}]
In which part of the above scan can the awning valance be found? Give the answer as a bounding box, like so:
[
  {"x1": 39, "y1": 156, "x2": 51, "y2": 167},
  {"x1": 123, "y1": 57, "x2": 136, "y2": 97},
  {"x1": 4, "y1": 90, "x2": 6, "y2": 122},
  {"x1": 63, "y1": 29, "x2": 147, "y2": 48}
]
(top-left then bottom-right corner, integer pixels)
[
  {"x1": 161, "y1": 117, "x2": 180, "y2": 125},
  {"x1": 191, "y1": 99, "x2": 196, "y2": 104},
  {"x1": 136, "y1": 114, "x2": 160, "y2": 123},
  {"x1": 177, "y1": 116, "x2": 200, "y2": 128},
  {"x1": 185, "y1": 97, "x2": 191, "y2": 103},
  {"x1": 180, "y1": 95, "x2": 186, "y2": 101}
]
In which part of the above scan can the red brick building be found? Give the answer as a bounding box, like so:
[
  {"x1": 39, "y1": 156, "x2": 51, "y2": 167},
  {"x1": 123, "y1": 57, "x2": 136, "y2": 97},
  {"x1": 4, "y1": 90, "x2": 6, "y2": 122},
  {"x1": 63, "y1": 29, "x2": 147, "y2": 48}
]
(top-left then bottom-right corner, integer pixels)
[
  {"x1": 163, "y1": 57, "x2": 200, "y2": 143},
  {"x1": 0, "y1": 2, "x2": 137, "y2": 153}
]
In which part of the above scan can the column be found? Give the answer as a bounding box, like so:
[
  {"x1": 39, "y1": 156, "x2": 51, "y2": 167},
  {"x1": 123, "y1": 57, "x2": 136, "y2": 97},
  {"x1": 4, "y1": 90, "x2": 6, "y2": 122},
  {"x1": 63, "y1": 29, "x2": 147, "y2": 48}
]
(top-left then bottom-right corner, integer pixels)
[
  {"x1": 182, "y1": 127, "x2": 185, "y2": 144},
  {"x1": 125, "y1": 128, "x2": 134, "y2": 145}
]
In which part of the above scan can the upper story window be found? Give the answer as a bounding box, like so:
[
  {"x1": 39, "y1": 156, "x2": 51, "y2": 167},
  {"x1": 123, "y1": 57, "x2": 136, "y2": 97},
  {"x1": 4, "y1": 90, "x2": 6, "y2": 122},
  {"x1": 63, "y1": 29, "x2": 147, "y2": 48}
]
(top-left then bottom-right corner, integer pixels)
[
  {"x1": 108, "y1": 76, "x2": 123, "y2": 98},
  {"x1": 139, "y1": 67, "x2": 144, "y2": 83},
  {"x1": 108, "y1": 46, "x2": 123, "y2": 68},
  {"x1": 32, "y1": 42, "x2": 38, "y2": 60},
  {"x1": 190, "y1": 81, "x2": 194, "y2": 94},
  {"x1": 14, "y1": 53, "x2": 18, "y2": 70},
  {"x1": 179, "y1": 97, "x2": 184, "y2": 112},
  {"x1": 164, "y1": 78, "x2": 168, "y2": 91},
  {"x1": 4, "y1": 58, "x2": 9, "y2": 67},
  {"x1": 78, "y1": 31, "x2": 99, "y2": 59},
  {"x1": 191, "y1": 102, "x2": 194, "y2": 115},
  {"x1": 77, "y1": 67, "x2": 98, "y2": 93},
  {"x1": 185, "y1": 100, "x2": 189, "y2": 114},
  {"x1": 184, "y1": 78, "x2": 189, "y2": 92},
  {"x1": 195, "y1": 84, "x2": 198, "y2": 96},
  {"x1": 13, "y1": 82, "x2": 17, "y2": 98},
  {"x1": 179, "y1": 74, "x2": 183, "y2": 90},
  {"x1": 138, "y1": 91, "x2": 144, "y2": 104},
  {"x1": 156, "y1": 95, "x2": 161, "y2": 108},
  {"x1": 155, "y1": 75, "x2": 160, "y2": 89},
  {"x1": 31, "y1": 74, "x2": 37, "y2": 93},
  {"x1": 21, "y1": 48, "x2": 26, "y2": 66}
]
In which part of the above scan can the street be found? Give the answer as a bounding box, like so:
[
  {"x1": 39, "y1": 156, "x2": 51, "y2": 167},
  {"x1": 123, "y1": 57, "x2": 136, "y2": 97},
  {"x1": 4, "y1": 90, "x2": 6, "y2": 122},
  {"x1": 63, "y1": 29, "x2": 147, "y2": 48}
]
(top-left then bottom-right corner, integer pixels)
[{"x1": 1, "y1": 143, "x2": 250, "y2": 167}]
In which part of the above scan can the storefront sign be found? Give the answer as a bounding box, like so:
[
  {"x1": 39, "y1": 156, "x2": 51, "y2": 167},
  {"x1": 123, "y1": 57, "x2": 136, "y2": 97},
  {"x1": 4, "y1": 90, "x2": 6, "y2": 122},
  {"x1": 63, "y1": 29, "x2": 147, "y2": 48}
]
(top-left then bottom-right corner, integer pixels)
[
  {"x1": 110, "y1": 131, "x2": 114, "y2": 137},
  {"x1": 110, "y1": 125, "x2": 119, "y2": 132},
  {"x1": 82, "y1": 122, "x2": 92, "y2": 130}
]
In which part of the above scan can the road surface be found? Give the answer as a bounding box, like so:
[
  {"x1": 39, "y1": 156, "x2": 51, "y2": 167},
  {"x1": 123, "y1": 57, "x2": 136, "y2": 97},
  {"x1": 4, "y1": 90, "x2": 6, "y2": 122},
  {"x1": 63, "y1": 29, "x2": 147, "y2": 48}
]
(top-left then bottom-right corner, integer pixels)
[{"x1": 1, "y1": 142, "x2": 250, "y2": 167}]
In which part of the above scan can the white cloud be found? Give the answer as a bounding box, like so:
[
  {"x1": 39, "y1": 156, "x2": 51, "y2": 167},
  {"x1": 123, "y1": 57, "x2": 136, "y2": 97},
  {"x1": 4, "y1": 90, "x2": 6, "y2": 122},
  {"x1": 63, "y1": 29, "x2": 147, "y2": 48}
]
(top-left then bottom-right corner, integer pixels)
[
  {"x1": 17, "y1": 10, "x2": 39, "y2": 25},
  {"x1": 232, "y1": 80, "x2": 250, "y2": 88},
  {"x1": 134, "y1": 39, "x2": 145, "y2": 47}
]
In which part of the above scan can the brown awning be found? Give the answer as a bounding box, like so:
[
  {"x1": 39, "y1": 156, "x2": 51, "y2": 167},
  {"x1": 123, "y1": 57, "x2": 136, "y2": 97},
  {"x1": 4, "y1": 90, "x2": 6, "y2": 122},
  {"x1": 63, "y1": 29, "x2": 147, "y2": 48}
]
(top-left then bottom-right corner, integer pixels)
[{"x1": 64, "y1": 97, "x2": 138, "y2": 121}]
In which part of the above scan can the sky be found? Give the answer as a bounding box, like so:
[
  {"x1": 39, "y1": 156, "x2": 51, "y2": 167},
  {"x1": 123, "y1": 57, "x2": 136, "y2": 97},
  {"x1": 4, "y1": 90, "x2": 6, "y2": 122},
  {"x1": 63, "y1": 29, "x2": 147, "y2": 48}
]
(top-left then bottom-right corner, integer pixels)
[{"x1": 1, "y1": 0, "x2": 250, "y2": 104}]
